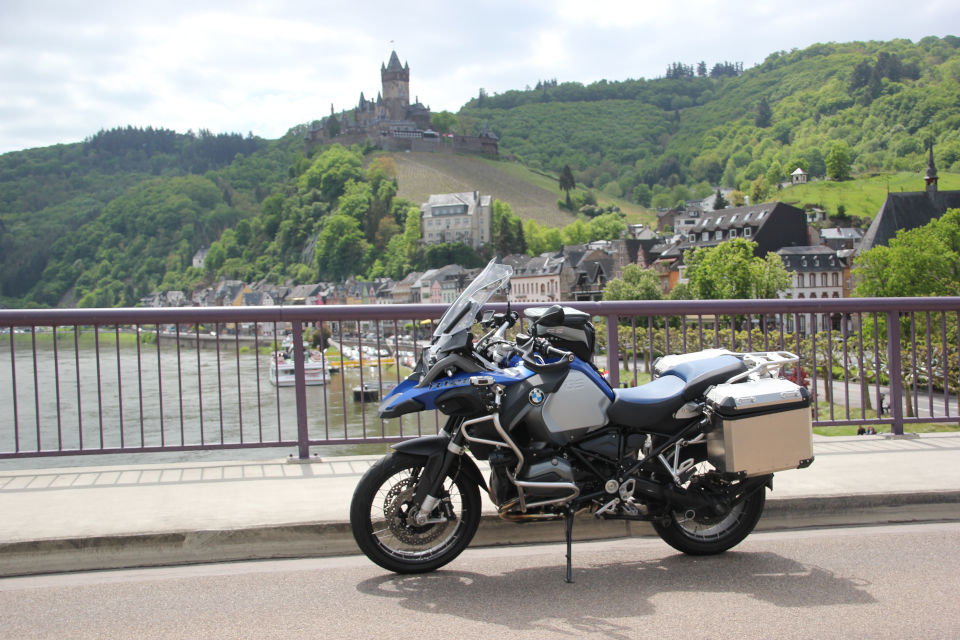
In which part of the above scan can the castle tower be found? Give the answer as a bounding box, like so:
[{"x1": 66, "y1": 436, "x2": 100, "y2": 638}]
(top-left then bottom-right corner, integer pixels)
[{"x1": 381, "y1": 51, "x2": 410, "y2": 122}]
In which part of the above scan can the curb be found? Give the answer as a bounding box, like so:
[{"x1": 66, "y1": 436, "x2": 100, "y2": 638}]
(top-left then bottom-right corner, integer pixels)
[{"x1": 3, "y1": 490, "x2": 960, "y2": 578}]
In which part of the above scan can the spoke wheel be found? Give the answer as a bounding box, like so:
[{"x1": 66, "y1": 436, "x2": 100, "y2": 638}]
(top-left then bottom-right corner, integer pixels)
[{"x1": 350, "y1": 452, "x2": 481, "y2": 574}]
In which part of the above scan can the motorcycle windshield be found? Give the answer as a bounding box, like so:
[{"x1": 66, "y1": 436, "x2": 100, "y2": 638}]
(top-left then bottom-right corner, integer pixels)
[{"x1": 433, "y1": 259, "x2": 512, "y2": 338}]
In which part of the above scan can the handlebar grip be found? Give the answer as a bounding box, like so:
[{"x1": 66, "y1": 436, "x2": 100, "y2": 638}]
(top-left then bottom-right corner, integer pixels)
[{"x1": 521, "y1": 346, "x2": 574, "y2": 373}]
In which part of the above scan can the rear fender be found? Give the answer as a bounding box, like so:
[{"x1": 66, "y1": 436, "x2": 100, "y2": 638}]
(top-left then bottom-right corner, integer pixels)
[{"x1": 393, "y1": 435, "x2": 488, "y2": 491}]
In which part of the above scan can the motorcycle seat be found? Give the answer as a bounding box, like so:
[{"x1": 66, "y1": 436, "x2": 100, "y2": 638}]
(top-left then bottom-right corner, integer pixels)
[
  {"x1": 609, "y1": 375, "x2": 686, "y2": 428},
  {"x1": 659, "y1": 355, "x2": 748, "y2": 401},
  {"x1": 608, "y1": 355, "x2": 748, "y2": 431}
]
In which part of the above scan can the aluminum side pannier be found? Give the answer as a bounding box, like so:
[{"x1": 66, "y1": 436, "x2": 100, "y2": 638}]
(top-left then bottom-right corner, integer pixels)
[{"x1": 705, "y1": 378, "x2": 814, "y2": 477}]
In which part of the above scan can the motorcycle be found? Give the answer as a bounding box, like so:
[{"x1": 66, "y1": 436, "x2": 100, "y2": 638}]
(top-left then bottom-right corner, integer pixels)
[{"x1": 350, "y1": 259, "x2": 814, "y2": 582}]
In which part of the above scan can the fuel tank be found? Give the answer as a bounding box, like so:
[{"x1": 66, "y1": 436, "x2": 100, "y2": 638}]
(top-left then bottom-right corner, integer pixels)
[{"x1": 520, "y1": 367, "x2": 612, "y2": 446}]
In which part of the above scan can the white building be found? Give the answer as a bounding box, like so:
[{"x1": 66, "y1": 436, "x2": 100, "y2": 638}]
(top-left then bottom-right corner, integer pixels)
[{"x1": 420, "y1": 191, "x2": 492, "y2": 249}]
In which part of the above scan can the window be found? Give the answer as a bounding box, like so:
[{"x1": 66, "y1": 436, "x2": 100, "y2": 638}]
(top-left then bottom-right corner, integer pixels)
[
  {"x1": 832, "y1": 273, "x2": 839, "y2": 287},
  {"x1": 796, "y1": 274, "x2": 804, "y2": 287},
  {"x1": 757, "y1": 209, "x2": 768, "y2": 220},
  {"x1": 808, "y1": 274, "x2": 816, "y2": 287},
  {"x1": 715, "y1": 230, "x2": 723, "y2": 240},
  {"x1": 688, "y1": 233, "x2": 696, "y2": 242},
  {"x1": 821, "y1": 273, "x2": 828, "y2": 287},
  {"x1": 702, "y1": 232, "x2": 709, "y2": 242},
  {"x1": 717, "y1": 216, "x2": 725, "y2": 225},
  {"x1": 729, "y1": 228, "x2": 737, "y2": 237},
  {"x1": 730, "y1": 215, "x2": 738, "y2": 223},
  {"x1": 743, "y1": 227, "x2": 752, "y2": 237}
]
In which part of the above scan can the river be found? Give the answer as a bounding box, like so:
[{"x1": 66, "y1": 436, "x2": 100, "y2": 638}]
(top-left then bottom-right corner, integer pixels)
[{"x1": 0, "y1": 338, "x2": 431, "y2": 469}]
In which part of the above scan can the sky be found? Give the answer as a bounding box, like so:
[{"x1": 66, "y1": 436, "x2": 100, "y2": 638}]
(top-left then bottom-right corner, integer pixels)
[{"x1": 1, "y1": 0, "x2": 958, "y2": 154}]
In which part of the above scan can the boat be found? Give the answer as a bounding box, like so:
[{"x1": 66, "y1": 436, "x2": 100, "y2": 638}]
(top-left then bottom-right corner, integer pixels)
[
  {"x1": 352, "y1": 382, "x2": 381, "y2": 402},
  {"x1": 268, "y1": 343, "x2": 332, "y2": 387}
]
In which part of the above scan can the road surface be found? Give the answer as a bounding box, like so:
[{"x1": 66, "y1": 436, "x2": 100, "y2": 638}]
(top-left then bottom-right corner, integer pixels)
[{"x1": 2, "y1": 522, "x2": 959, "y2": 639}]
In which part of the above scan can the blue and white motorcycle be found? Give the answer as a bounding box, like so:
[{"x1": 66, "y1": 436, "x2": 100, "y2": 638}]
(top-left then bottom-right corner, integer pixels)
[{"x1": 350, "y1": 260, "x2": 814, "y2": 580}]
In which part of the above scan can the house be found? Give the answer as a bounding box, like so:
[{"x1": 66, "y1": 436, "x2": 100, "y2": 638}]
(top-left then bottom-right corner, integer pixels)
[
  {"x1": 214, "y1": 280, "x2": 252, "y2": 306},
  {"x1": 389, "y1": 271, "x2": 422, "y2": 304},
  {"x1": 820, "y1": 227, "x2": 863, "y2": 251},
  {"x1": 286, "y1": 283, "x2": 327, "y2": 305},
  {"x1": 415, "y1": 265, "x2": 466, "y2": 304},
  {"x1": 508, "y1": 250, "x2": 569, "y2": 303},
  {"x1": 777, "y1": 246, "x2": 846, "y2": 300},
  {"x1": 568, "y1": 246, "x2": 616, "y2": 302},
  {"x1": 652, "y1": 201, "x2": 808, "y2": 293},
  {"x1": 860, "y1": 146, "x2": 960, "y2": 253},
  {"x1": 791, "y1": 167, "x2": 808, "y2": 185},
  {"x1": 420, "y1": 191, "x2": 492, "y2": 249}
]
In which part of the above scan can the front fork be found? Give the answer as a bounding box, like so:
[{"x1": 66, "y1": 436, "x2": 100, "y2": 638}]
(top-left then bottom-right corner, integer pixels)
[{"x1": 409, "y1": 419, "x2": 467, "y2": 525}]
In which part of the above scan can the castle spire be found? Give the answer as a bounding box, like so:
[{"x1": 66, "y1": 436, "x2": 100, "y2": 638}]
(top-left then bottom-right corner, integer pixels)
[{"x1": 385, "y1": 50, "x2": 404, "y2": 72}]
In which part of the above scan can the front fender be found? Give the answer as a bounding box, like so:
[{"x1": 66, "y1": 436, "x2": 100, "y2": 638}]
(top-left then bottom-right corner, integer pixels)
[{"x1": 393, "y1": 435, "x2": 488, "y2": 491}]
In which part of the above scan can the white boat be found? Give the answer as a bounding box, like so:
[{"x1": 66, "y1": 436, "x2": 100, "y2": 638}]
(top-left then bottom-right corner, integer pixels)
[{"x1": 268, "y1": 345, "x2": 332, "y2": 387}]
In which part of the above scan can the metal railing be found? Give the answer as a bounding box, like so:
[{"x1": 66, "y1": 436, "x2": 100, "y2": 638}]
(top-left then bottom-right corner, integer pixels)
[{"x1": 1, "y1": 297, "x2": 958, "y2": 461}]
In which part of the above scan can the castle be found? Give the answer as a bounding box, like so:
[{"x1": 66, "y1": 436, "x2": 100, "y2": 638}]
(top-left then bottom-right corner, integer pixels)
[{"x1": 306, "y1": 52, "x2": 498, "y2": 156}]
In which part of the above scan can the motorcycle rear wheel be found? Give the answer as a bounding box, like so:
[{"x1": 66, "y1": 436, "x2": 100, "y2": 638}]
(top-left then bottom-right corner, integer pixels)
[
  {"x1": 652, "y1": 485, "x2": 765, "y2": 556},
  {"x1": 350, "y1": 451, "x2": 481, "y2": 574}
]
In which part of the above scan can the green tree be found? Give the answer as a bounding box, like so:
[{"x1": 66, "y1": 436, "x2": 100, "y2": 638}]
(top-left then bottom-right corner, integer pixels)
[
  {"x1": 632, "y1": 183, "x2": 652, "y2": 207},
  {"x1": 826, "y1": 141, "x2": 852, "y2": 181},
  {"x1": 299, "y1": 144, "x2": 363, "y2": 200},
  {"x1": 602, "y1": 264, "x2": 662, "y2": 301},
  {"x1": 430, "y1": 111, "x2": 458, "y2": 134},
  {"x1": 755, "y1": 97, "x2": 772, "y2": 128},
  {"x1": 588, "y1": 212, "x2": 627, "y2": 240},
  {"x1": 314, "y1": 214, "x2": 368, "y2": 280},
  {"x1": 713, "y1": 189, "x2": 728, "y2": 210},
  {"x1": 491, "y1": 200, "x2": 526, "y2": 255},
  {"x1": 684, "y1": 238, "x2": 791, "y2": 299},
  {"x1": 559, "y1": 164, "x2": 576, "y2": 209},
  {"x1": 854, "y1": 209, "x2": 960, "y2": 297}
]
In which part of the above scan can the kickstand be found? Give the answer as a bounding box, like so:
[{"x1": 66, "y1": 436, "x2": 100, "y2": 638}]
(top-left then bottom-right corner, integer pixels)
[{"x1": 563, "y1": 508, "x2": 575, "y2": 583}]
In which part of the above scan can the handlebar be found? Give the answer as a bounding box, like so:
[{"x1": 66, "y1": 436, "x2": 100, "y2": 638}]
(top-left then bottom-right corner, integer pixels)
[{"x1": 520, "y1": 339, "x2": 574, "y2": 373}]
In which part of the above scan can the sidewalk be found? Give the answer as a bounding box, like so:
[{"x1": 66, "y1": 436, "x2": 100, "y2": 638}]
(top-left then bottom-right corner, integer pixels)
[{"x1": 2, "y1": 434, "x2": 960, "y2": 577}]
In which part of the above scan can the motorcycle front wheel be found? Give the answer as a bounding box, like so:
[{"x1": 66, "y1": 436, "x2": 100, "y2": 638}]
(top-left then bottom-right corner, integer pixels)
[
  {"x1": 653, "y1": 476, "x2": 765, "y2": 556},
  {"x1": 350, "y1": 451, "x2": 481, "y2": 574}
]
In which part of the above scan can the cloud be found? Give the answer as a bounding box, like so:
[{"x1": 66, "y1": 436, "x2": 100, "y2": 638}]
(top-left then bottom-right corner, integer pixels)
[{"x1": 0, "y1": 0, "x2": 958, "y2": 153}]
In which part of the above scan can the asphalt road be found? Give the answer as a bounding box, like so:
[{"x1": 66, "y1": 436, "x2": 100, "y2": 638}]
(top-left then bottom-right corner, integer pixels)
[{"x1": 1, "y1": 523, "x2": 959, "y2": 639}]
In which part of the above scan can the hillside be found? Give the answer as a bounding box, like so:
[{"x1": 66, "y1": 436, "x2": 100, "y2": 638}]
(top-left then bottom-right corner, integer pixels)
[
  {"x1": 779, "y1": 172, "x2": 960, "y2": 218},
  {"x1": 1, "y1": 36, "x2": 959, "y2": 308},
  {"x1": 390, "y1": 152, "x2": 575, "y2": 227},
  {"x1": 460, "y1": 36, "x2": 960, "y2": 211}
]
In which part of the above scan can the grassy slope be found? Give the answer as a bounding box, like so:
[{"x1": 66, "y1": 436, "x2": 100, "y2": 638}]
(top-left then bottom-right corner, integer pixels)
[
  {"x1": 389, "y1": 152, "x2": 653, "y2": 228},
  {"x1": 778, "y1": 172, "x2": 960, "y2": 217}
]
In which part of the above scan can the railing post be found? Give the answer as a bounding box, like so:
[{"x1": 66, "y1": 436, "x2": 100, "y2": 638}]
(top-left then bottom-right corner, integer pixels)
[
  {"x1": 291, "y1": 321, "x2": 311, "y2": 459},
  {"x1": 606, "y1": 314, "x2": 620, "y2": 389},
  {"x1": 886, "y1": 311, "x2": 904, "y2": 436}
]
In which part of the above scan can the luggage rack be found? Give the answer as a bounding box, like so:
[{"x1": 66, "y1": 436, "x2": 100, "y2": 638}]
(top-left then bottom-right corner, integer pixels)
[{"x1": 726, "y1": 351, "x2": 799, "y2": 384}]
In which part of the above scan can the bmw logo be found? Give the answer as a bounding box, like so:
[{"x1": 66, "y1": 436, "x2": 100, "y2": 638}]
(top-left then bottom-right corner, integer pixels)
[{"x1": 528, "y1": 388, "x2": 545, "y2": 406}]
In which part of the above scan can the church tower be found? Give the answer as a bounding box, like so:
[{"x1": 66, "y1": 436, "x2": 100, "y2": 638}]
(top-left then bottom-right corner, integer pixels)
[
  {"x1": 381, "y1": 51, "x2": 410, "y2": 122},
  {"x1": 925, "y1": 143, "x2": 939, "y2": 195}
]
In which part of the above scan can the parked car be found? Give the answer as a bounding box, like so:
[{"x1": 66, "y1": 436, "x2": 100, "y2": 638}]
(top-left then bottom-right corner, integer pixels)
[{"x1": 783, "y1": 364, "x2": 810, "y2": 389}]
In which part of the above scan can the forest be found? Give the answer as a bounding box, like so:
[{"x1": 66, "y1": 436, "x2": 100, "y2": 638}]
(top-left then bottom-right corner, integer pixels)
[{"x1": 0, "y1": 36, "x2": 958, "y2": 308}]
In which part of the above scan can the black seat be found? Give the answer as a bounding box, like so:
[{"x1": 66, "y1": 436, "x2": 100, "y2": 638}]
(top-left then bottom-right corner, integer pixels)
[
  {"x1": 608, "y1": 375, "x2": 686, "y2": 429},
  {"x1": 607, "y1": 355, "x2": 747, "y2": 431}
]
